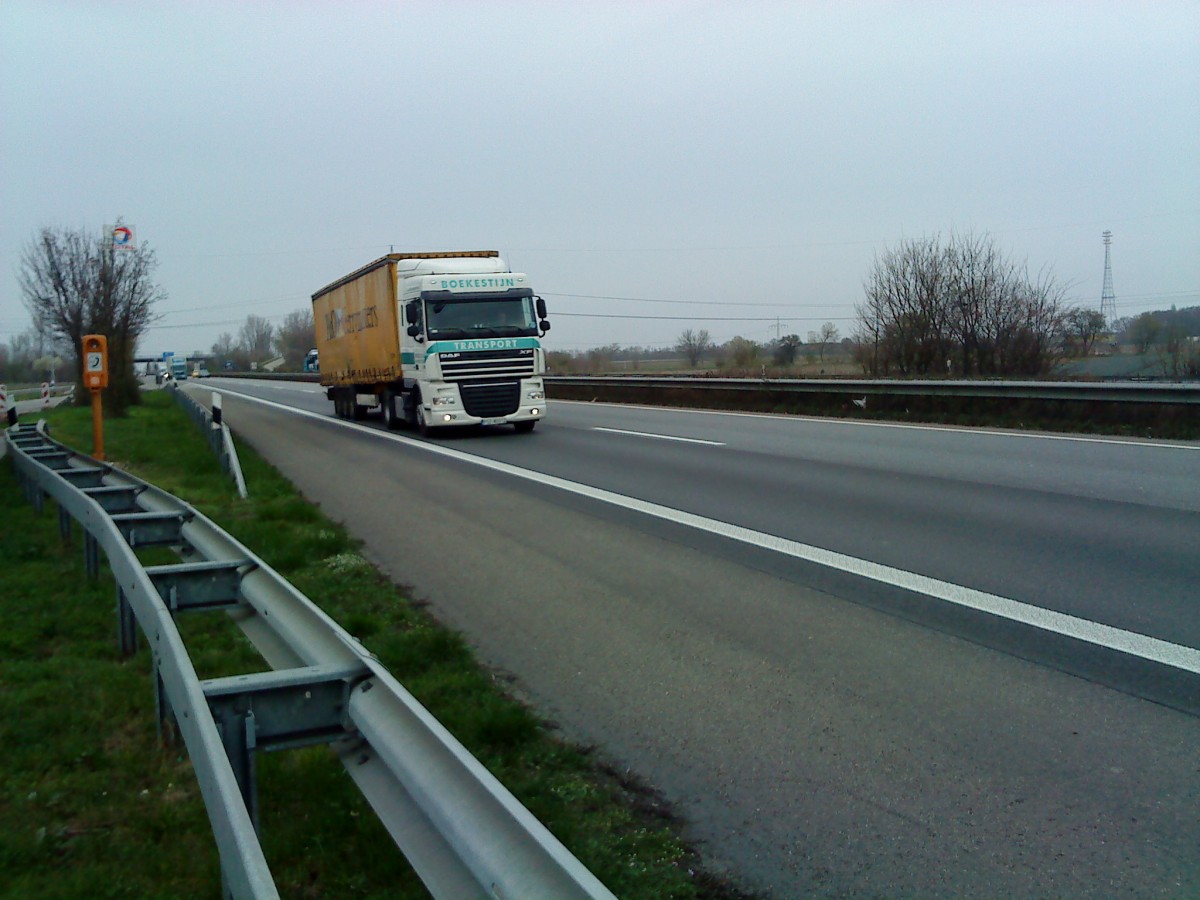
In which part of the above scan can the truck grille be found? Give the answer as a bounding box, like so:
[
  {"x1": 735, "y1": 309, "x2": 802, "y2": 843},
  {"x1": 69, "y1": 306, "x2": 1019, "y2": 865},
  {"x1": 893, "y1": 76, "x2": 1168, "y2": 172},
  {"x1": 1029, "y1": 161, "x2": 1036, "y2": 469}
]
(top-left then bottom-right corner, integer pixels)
[
  {"x1": 460, "y1": 381, "x2": 521, "y2": 417},
  {"x1": 438, "y1": 348, "x2": 535, "y2": 382}
]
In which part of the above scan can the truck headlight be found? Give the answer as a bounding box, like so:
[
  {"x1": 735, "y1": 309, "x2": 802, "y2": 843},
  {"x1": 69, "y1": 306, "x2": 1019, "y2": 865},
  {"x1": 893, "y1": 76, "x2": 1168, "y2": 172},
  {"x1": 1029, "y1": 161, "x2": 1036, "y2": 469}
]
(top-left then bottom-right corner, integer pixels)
[
  {"x1": 526, "y1": 390, "x2": 545, "y2": 400},
  {"x1": 431, "y1": 396, "x2": 456, "y2": 407}
]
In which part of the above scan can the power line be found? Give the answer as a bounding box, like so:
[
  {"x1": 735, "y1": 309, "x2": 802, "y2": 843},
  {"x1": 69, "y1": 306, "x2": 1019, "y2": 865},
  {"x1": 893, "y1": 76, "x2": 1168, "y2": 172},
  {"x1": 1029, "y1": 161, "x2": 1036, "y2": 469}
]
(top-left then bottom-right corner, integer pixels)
[
  {"x1": 162, "y1": 293, "x2": 306, "y2": 316},
  {"x1": 553, "y1": 312, "x2": 859, "y2": 322},
  {"x1": 543, "y1": 291, "x2": 840, "y2": 308}
]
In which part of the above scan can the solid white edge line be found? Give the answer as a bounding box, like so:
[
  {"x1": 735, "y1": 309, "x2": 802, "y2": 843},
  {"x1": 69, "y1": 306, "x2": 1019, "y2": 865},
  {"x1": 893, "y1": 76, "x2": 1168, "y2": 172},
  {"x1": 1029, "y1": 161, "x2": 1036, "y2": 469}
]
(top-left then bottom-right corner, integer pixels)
[
  {"x1": 593, "y1": 427, "x2": 725, "y2": 446},
  {"x1": 213, "y1": 385, "x2": 1200, "y2": 675}
]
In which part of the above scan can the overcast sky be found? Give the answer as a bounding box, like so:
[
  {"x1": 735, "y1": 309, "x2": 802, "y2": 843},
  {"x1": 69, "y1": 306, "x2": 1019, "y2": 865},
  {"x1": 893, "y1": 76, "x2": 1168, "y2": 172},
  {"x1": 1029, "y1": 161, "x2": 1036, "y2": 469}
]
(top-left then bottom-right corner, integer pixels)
[{"x1": 2, "y1": 1, "x2": 1197, "y2": 356}]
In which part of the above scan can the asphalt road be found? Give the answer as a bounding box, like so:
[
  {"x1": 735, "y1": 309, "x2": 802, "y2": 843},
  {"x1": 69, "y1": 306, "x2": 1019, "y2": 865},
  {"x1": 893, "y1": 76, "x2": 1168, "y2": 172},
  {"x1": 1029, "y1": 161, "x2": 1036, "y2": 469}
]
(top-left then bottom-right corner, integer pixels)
[{"x1": 188, "y1": 379, "x2": 1200, "y2": 897}]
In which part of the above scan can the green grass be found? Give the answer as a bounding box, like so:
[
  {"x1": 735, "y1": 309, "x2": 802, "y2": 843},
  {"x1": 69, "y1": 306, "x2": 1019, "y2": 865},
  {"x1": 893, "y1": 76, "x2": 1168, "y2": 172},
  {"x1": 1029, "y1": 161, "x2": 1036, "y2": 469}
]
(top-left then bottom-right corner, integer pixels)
[{"x1": 1, "y1": 393, "x2": 736, "y2": 899}]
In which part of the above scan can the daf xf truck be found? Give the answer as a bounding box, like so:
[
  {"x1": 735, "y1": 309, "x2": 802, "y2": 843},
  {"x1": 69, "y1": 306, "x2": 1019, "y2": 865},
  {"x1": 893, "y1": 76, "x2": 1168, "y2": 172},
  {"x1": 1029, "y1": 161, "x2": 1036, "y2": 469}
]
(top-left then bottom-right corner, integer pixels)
[{"x1": 312, "y1": 251, "x2": 550, "y2": 434}]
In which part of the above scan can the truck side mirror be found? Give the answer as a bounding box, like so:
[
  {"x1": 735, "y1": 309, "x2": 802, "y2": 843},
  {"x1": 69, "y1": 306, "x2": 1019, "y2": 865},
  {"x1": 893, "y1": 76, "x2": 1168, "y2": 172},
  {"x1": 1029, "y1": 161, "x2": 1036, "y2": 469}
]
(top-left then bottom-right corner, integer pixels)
[
  {"x1": 535, "y1": 296, "x2": 547, "y2": 320},
  {"x1": 407, "y1": 323, "x2": 423, "y2": 340},
  {"x1": 405, "y1": 301, "x2": 420, "y2": 326},
  {"x1": 539, "y1": 319, "x2": 551, "y2": 334}
]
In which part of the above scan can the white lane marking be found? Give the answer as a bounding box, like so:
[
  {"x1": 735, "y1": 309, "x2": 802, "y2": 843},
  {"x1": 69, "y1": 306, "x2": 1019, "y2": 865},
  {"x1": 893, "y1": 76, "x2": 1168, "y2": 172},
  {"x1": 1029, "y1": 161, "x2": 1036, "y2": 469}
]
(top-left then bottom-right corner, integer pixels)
[
  {"x1": 193, "y1": 381, "x2": 323, "y2": 394},
  {"x1": 594, "y1": 427, "x2": 725, "y2": 446},
  {"x1": 212, "y1": 386, "x2": 1200, "y2": 675},
  {"x1": 556, "y1": 399, "x2": 1200, "y2": 451}
]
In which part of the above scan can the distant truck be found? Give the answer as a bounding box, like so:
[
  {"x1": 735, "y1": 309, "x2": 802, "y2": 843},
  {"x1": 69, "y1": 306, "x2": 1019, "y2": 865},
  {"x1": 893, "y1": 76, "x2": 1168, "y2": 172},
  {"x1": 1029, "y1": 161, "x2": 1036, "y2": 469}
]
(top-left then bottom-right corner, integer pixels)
[
  {"x1": 170, "y1": 356, "x2": 189, "y2": 381},
  {"x1": 311, "y1": 251, "x2": 550, "y2": 434},
  {"x1": 304, "y1": 348, "x2": 319, "y2": 372}
]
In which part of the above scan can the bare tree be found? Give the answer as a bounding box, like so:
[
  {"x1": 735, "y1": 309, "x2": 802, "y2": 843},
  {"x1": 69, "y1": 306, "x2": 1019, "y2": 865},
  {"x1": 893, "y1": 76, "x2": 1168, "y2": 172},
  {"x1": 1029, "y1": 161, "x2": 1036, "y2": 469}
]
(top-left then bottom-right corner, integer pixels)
[
  {"x1": 275, "y1": 309, "x2": 316, "y2": 370},
  {"x1": 1065, "y1": 308, "x2": 1107, "y2": 357},
  {"x1": 34, "y1": 353, "x2": 66, "y2": 384},
  {"x1": 585, "y1": 343, "x2": 622, "y2": 374},
  {"x1": 676, "y1": 328, "x2": 712, "y2": 368},
  {"x1": 2, "y1": 329, "x2": 44, "y2": 383},
  {"x1": 726, "y1": 335, "x2": 760, "y2": 370},
  {"x1": 211, "y1": 332, "x2": 236, "y2": 357},
  {"x1": 857, "y1": 233, "x2": 1066, "y2": 377},
  {"x1": 774, "y1": 333, "x2": 802, "y2": 365},
  {"x1": 1156, "y1": 322, "x2": 1191, "y2": 379},
  {"x1": 238, "y1": 314, "x2": 275, "y2": 361},
  {"x1": 19, "y1": 222, "x2": 164, "y2": 413},
  {"x1": 811, "y1": 322, "x2": 839, "y2": 362},
  {"x1": 1128, "y1": 313, "x2": 1161, "y2": 354}
]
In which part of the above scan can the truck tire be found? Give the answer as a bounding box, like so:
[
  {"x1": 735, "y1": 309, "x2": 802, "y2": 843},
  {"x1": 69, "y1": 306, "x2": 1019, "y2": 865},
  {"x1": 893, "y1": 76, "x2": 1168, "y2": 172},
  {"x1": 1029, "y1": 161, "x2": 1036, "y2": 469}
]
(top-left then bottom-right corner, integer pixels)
[
  {"x1": 402, "y1": 392, "x2": 418, "y2": 430},
  {"x1": 334, "y1": 391, "x2": 347, "y2": 419},
  {"x1": 382, "y1": 389, "x2": 400, "y2": 430},
  {"x1": 415, "y1": 401, "x2": 431, "y2": 437},
  {"x1": 514, "y1": 420, "x2": 536, "y2": 433}
]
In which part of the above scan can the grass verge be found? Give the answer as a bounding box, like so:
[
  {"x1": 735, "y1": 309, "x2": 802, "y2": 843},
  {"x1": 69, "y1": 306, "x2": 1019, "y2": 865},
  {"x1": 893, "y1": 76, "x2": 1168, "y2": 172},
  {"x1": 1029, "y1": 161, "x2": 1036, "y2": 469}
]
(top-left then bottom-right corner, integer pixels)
[{"x1": 1, "y1": 392, "x2": 744, "y2": 899}]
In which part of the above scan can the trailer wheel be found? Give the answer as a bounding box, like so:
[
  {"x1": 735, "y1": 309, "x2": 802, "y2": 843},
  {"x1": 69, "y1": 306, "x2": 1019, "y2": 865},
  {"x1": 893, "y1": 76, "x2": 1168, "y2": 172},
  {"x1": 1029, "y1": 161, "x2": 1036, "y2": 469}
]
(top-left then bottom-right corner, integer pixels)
[{"x1": 333, "y1": 391, "x2": 346, "y2": 419}]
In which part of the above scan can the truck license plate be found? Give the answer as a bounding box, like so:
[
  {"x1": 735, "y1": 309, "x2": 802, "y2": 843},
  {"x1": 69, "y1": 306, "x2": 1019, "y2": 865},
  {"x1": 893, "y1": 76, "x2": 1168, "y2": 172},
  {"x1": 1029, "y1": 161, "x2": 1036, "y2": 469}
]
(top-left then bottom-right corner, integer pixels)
[{"x1": 481, "y1": 417, "x2": 506, "y2": 426}]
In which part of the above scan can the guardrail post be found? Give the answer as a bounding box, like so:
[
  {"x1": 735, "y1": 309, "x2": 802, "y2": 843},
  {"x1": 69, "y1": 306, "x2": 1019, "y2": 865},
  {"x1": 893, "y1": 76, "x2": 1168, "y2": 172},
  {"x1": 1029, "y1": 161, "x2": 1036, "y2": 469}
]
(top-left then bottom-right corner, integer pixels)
[
  {"x1": 154, "y1": 661, "x2": 178, "y2": 747},
  {"x1": 210, "y1": 706, "x2": 260, "y2": 834},
  {"x1": 116, "y1": 586, "x2": 138, "y2": 657},
  {"x1": 4, "y1": 383, "x2": 18, "y2": 429},
  {"x1": 58, "y1": 507, "x2": 72, "y2": 544},
  {"x1": 84, "y1": 532, "x2": 100, "y2": 578}
]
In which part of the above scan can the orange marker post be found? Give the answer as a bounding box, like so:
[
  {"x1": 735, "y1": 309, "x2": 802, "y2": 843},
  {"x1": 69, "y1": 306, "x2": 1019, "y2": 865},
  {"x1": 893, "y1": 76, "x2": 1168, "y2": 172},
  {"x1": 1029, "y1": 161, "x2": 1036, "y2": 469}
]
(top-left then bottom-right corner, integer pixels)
[{"x1": 82, "y1": 334, "x2": 109, "y2": 460}]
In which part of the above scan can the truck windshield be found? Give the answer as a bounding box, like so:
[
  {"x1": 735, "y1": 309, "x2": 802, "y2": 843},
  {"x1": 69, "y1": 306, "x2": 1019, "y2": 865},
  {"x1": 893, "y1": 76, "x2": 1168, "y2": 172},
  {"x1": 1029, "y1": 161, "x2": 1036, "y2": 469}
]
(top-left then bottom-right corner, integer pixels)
[{"x1": 425, "y1": 295, "x2": 537, "y2": 340}]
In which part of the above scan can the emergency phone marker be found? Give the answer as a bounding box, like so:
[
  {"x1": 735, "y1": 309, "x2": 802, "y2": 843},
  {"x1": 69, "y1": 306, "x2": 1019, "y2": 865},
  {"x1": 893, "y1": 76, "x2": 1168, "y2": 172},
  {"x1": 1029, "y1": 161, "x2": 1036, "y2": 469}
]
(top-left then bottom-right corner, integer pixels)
[{"x1": 82, "y1": 334, "x2": 109, "y2": 460}]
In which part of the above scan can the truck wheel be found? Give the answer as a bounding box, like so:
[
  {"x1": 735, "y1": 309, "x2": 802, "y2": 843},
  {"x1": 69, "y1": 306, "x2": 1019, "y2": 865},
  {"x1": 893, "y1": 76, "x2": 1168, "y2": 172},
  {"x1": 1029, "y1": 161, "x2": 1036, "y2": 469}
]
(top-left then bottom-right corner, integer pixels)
[
  {"x1": 415, "y1": 402, "x2": 430, "y2": 437},
  {"x1": 382, "y1": 389, "x2": 400, "y2": 430},
  {"x1": 352, "y1": 398, "x2": 367, "y2": 421},
  {"x1": 514, "y1": 420, "x2": 536, "y2": 433},
  {"x1": 402, "y1": 392, "x2": 418, "y2": 430},
  {"x1": 334, "y1": 391, "x2": 346, "y2": 419}
]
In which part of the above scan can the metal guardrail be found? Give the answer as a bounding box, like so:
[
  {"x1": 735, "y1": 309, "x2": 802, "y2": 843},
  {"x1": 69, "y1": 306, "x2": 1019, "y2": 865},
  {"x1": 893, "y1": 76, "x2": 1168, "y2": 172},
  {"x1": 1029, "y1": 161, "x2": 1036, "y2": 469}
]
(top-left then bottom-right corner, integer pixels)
[
  {"x1": 212, "y1": 371, "x2": 1200, "y2": 407},
  {"x1": 543, "y1": 375, "x2": 1200, "y2": 405},
  {"x1": 4, "y1": 422, "x2": 615, "y2": 900},
  {"x1": 169, "y1": 384, "x2": 248, "y2": 498},
  {"x1": 210, "y1": 370, "x2": 1200, "y2": 404},
  {"x1": 3, "y1": 382, "x2": 76, "y2": 408}
]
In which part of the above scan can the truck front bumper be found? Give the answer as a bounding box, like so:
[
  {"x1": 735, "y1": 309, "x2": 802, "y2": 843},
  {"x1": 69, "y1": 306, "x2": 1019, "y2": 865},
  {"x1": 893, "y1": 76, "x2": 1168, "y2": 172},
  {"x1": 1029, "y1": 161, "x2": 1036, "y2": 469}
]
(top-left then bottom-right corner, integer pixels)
[
  {"x1": 424, "y1": 403, "x2": 546, "y2": 428},
  {"x1": 422, "y1": 380, "x2": 546, "y2": 429}
]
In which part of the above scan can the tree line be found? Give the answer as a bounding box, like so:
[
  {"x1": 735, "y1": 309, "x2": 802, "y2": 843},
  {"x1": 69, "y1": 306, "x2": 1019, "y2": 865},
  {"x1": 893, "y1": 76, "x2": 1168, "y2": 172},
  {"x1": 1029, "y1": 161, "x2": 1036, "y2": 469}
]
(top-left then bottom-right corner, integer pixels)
[
  {"x1": 547, "y1": 324, "x2": 849, "y2": 375},
  {"x1": 205, "y1": 311, "x2": 315, "y2": 373},
  {"x1": 5, "y1": 223, "x2": 1196, "y2": 410}
]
